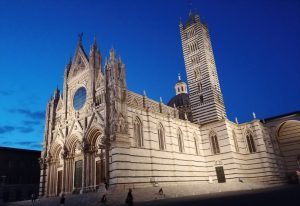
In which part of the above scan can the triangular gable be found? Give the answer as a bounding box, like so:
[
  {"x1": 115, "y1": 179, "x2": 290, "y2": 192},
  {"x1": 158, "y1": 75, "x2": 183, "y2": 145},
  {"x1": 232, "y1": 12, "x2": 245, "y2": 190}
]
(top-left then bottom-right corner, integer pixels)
[
  {"x1": 69, "y1": 44, "x2": 89, "y2": 78},
  {"x1": 68, "y1": 120, "x2": 84, "y2": 136},
  {"x1": 86, "y1": 112, "x2": 105, "y2": 132}
]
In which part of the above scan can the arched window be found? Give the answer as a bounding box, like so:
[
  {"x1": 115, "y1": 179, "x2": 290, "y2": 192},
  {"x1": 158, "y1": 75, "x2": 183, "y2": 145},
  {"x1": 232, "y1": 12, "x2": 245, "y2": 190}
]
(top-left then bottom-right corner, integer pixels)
[
  {"x1": 197, "y1": 82, "x2": 202, "y2": 92},
  {"x1": 134, "y1": 117, "x2": 143, "y2": 147},
  {"x1": 158, "y1": 124, "x2": 165, "y2": 150},
  {"x1": 246, "y1": 131, "x2": 256, "y2": 153},
  {"x1": 194, "y1": 134, "x2": 199, "y2": 155},
  {"x1": 178, "y1": 129, "x2": 184, "y2": 153},
  {"x1": 210, "y1": 132, "x2": 220, "y2": 154},
  {"x1": 232, "y1": 131, "x2": 239, "y2": 152}
]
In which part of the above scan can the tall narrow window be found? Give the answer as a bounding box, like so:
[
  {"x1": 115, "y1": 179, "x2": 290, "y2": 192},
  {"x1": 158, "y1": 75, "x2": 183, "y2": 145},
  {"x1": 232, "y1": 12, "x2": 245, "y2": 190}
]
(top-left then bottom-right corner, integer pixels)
[
  {"x1": 232, "y1": 131, "x2": 239, "y2": 152},
  {"x1": 197, "y1": 82, "x2": 202, "y2": 92},
  {"x1": 134, "y1": 117, "x2": 143, "y2": 147},
  {"x1": 210, "y1": 132, "x2": 220, "y2": 154},
  {"x1": 200, "y1": 95, "x2": 204, "y2": 103},
  {"x1": 246, "y1": 132, "x2": 256, "y2": 153},
  {"x1": 178, "y1": 129, "x2": 184, "y2": 153},
  {"x1": 194, "y1": 134, "x2": 199, "y2": 155},
  {"x1": 158, "y1": 124, "x2": 165, "y2": 150}
]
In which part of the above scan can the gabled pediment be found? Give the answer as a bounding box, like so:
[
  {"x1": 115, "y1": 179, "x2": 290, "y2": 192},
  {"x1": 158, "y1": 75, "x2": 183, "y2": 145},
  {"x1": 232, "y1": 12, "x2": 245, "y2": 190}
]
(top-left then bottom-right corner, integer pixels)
[
  {"x1": 69, "y1": 44, "x2": 89, "y2": 78},
  {"x1": 68, "y1": 120, "x2": 84, "y2": 136}
]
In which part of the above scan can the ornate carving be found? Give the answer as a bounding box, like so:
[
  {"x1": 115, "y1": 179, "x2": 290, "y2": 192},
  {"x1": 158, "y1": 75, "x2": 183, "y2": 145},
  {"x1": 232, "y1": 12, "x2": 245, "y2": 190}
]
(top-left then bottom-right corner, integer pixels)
[
  {"x1": 96, "y1": 144, "x2": 106, "y2": 159},
  {"x1": 38, "y1": 157, "x2": 46, "y2": 169},
  {"x1": 61, "y1": 146, "x2": 69, "y2": 159},
  {"x1": 45, "y1": 154, "x2": 52, "y2": 163},
  {"x1": 80, "y1": 139, "x2": 90, "y2": 153},
  {"x1": 117, "y1": 113, "x2": 128, "y2": 134}
]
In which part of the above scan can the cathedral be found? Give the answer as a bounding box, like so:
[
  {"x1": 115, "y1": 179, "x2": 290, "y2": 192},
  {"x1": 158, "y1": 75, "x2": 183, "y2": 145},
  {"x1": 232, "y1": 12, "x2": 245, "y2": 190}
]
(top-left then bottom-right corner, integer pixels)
[{"x1": 39, "y1": 12, "x2": 300, "y2": 197}]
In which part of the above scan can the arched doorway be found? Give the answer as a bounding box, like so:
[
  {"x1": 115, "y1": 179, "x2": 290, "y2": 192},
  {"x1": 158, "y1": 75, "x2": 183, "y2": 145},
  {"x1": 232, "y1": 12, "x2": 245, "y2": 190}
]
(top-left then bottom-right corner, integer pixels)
[
  {"x1": 85, "y1": 127, "x2": 106, "y2": 190},
  {"x1": 64, "y1": 134, "x2": 81, "y2": 194},
  {"x1": 277, "y1": 120, "x2": 300, "y2": 178},
  {"x1": 48, "y1": 143, "x2": 62, "y2": 196}
]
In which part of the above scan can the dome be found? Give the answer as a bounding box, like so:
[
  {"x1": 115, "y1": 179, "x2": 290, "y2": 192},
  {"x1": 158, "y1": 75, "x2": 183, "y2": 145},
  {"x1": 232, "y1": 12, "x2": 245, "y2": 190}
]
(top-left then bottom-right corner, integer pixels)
[{"x1": 167, "y1": 93, "x2": 190, "y2": 108}]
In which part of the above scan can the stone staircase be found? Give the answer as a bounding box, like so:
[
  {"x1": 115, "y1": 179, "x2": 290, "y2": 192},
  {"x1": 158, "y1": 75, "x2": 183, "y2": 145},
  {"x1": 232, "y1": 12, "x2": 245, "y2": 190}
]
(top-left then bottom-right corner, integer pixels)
[{"x1": 6, "y1": 182, "x2": 284, "y2": 206}]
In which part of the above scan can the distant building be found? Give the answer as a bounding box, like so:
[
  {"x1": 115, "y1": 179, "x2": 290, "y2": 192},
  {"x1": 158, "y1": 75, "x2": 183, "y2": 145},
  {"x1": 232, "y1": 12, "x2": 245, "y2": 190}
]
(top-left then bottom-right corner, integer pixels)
[
  {"x1": 39, "y1": 11, "x2": 300, "y2": 197},
  {"x1": 0, "y1": 147, "x2": 40, "y2": 202}
]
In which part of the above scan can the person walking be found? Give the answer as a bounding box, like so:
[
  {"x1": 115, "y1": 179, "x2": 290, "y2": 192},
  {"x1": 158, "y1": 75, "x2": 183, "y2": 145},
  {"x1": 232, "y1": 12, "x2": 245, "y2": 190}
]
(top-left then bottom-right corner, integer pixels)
[
  {"x1": 125, "y1": 188, "x2": 133, "y2": 206},
  {"x1": 31, "y1": 193, "x2": 35, "y2": 204},
  {"x1": 60, "y1": 193, "x2": 65, "y2": 206},
  {"x1": 158, "y1": 188, "x2": 165, "y2": 197},
  {"x1": 101, "y1": 186, "x2": 108, "y2": 204}
]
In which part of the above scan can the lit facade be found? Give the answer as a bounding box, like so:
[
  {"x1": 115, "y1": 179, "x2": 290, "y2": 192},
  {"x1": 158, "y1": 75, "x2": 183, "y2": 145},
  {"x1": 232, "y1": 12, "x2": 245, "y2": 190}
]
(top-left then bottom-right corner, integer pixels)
[{"x1": 39, "y1": 12, "x2": 300, "y2": 197}]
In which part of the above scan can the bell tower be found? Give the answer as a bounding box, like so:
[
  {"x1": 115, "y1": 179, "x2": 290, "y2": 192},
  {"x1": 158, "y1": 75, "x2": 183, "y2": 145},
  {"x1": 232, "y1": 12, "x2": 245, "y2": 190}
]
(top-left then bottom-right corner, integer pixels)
[{"x1": 180, "y1": 11, "x2": 226, "y2": 124}]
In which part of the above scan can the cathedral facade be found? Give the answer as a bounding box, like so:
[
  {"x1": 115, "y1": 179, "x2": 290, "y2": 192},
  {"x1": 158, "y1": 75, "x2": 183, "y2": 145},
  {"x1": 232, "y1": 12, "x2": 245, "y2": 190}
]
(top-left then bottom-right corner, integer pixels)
[{"x1": 39, "y1": 12, "x2": 300, "y2": 197}]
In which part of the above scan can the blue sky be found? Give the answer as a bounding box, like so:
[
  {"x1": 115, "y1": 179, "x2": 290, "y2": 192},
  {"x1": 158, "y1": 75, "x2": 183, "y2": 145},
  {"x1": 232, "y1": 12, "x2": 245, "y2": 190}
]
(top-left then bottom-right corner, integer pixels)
[{"x1": 0, "y1": 0, "x2": 299, "y2": 150}]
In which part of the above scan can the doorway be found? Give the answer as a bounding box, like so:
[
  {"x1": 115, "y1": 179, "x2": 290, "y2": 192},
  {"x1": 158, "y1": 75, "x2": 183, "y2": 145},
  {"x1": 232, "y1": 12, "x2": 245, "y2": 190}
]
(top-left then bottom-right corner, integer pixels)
[
  {"x1": 57, "y1": 170, "x2": 62, "y2": 196},
  {"x1": 96, "y1": 159, "x2": 106, "y2": 186},
  {"x1": 215, "y1": 166, "x2": 226, "y2": 183},
  {"x1": 74, "y1": 160, "x2": 83, "y2": 189}
]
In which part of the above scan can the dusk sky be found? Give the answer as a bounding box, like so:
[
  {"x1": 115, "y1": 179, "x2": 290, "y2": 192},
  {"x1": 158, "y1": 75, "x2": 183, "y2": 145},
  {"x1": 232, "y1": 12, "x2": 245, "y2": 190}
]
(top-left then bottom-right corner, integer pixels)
[{"x1": 0, "y1": 0, "x2": 299, "y2": 151}]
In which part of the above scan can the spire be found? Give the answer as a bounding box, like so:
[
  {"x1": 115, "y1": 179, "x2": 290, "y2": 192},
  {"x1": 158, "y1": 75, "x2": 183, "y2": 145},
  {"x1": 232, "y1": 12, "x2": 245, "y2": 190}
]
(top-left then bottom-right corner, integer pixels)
[
  {"x1": 78, "y1": 32, "x2": 83, "y2": 46},
  {"x1": 110, "y1": 47, "x2": 116, "y2": 60},
  {"x1": 178, "y1": 73, "x2": 181, "y2": 81},
  {"x1": 90, "y1": 35, "x2": 98, "y2": 52},
  {"x1": 53, "y1": 87, "x2": 60, "y2": 100},
  {"x1": 235, "y1": 117, "x2": 239, "y2": 124},
  {"x1": 89, "y1": 35, "x2": 101, "y2": 57},
  {"x1": 73, "y1": 32, "x2": 88, "y2": 60},
  {"x1": 65, "y1": 56, "x2": 72, "y2": 74},
  {"x1": 93, "y1": 35, "x2": 97, "y2": 47},
  {"x1": 90, "y1": 36, "x2": 98, "y2": 56}
]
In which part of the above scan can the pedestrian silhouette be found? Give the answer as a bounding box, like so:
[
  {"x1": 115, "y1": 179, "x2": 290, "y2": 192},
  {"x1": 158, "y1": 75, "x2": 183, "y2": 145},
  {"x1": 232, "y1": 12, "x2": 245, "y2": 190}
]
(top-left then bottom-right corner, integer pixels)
[
  {"x1": 31, "y1": 193, "x2": 36, "y2": 204},
  {"x1": 158, "y1": 188, "x2": 165, "y2": 197},
  {"x1": 101, "y1": 186, "x2": 107, "y2": 204},
  {"x1": 60, "y1": 193, "x2": 65, "y2": 206},
  {"x1": 125, "y1": 188, "x2": 133, "y2": 205}
]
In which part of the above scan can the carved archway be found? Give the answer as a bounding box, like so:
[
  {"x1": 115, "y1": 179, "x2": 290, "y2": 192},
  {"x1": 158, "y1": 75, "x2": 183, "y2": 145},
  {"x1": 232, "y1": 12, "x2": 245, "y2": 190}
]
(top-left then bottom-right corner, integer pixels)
[
  {"x1": 85, "y1": 127, "x2": 106, "y2": 189},
  {"x1": 276, "y1": 120, "x2": 300, "y2": 176},
  {"x1": 47, "y1": 142, "x2": 63, "y2": 196},
  {"x1": 64, "y1": 134, "x2": 81, "y2": 193}
]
